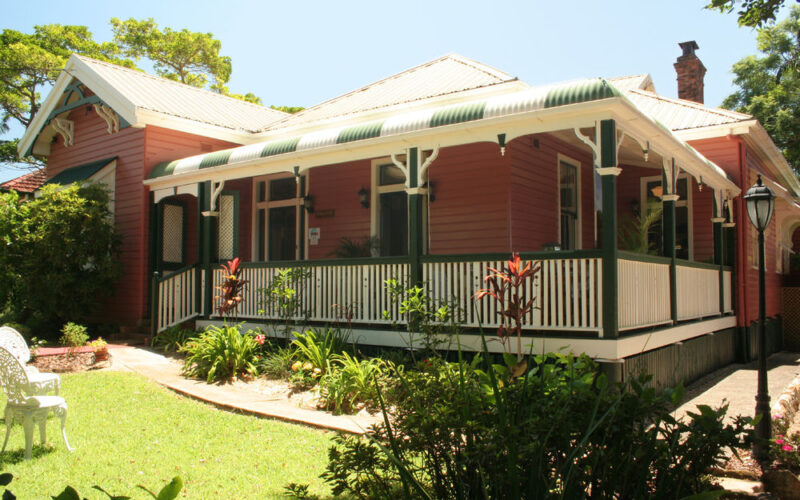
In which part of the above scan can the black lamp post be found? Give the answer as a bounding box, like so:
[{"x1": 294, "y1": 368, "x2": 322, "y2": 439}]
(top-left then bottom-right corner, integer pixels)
[{"x1": 743, "y1": 174, "x2": 775, "y2": 463}]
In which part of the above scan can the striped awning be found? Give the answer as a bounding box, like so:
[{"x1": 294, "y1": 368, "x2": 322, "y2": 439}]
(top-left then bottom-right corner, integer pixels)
[{"x1": 148, "y1": 79, "x2": 623, "y2": 179}]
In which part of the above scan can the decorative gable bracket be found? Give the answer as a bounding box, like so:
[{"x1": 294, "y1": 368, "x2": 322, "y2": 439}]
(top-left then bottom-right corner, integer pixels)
[
  {"x1": 51, "y1": 118, "x2": 74, "y2": 147},
  {"x1": 93, "y1": 104, "x2": 120, "y2": 134}
]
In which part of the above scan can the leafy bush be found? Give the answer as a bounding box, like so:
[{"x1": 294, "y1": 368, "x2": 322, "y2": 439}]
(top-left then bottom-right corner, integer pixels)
[
  {"x1": 291, "y1": 328, "x2": 350, "y2": 374},
  {"x1": 0, "y1": 183, "x2": 120, "y2": 334},
  {"x1": 259, "y1": 345, "x2": 296, "y2": 379},
  {"x1": 59, "y1": 322, "x2": 89, "y2": 351},
  {"x1": 180, "y1": 324, "x2": 259, "y2": 382},
  {"x1": 151, "y1": 325, "x2": 197, "y2": 353},
  {"x1": 319, "y1": 353, "x2": 388, "y2": 414},
  {"x1": 258, "y1": 267, "x2": 312, "y2": 342},
  {"x1": 323, "y1": 351, "x2": 753, "y2": 499}
]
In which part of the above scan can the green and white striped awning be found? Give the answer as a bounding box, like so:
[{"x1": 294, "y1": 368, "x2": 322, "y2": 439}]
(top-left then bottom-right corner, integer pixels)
[{"x1": 148, "y1": 78, "x2": 623, "y2": 179}]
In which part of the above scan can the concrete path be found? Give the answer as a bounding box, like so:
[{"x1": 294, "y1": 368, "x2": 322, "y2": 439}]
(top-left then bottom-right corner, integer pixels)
[
  {"x1": 675, "y1": 351, "x2": 800, "y2": 421},
  {"x1": 105, "y1": 346, "x2": 380, "y2": 435}
]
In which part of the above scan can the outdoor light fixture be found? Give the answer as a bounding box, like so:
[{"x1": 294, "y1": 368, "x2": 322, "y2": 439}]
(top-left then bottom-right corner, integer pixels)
[
  {"x1": 358, "y1": 187, "x2": 369, "y2": 208},
  {"x1": 303, "y1": 195, "x2": 314, "y2": 213},
  {"x1": 743, "y1": 174, "x2": 776, "y2": 463}
]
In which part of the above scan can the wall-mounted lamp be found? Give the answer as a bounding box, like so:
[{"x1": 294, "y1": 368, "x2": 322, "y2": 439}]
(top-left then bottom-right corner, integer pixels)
[
  {"x1": 698, "y1": 176, "x2": 704, "y2": 192},
  {"x1": 630, "y1": 199, "x2": 640, "y2": 217},
  {"x1": 358, "y1": 187, "x2": 369, "y2": 208},
  {"x1": 428, "y1": 181, "x2": 436, "y2": 202},
  {"x1": 498, "y1": 133, "x2": 507, "y2": 156},
  {"x1": 303, "y1": 195, "x2": 314, "y2": 213}
]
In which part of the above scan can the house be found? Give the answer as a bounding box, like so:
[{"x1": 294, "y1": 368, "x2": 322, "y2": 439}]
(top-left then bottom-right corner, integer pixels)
[
  {"x1": 0, "y1": 168, "x2": 46, "y2": 200},
  {"x1": 18, "y1": 42, "x2": 800, "y2": 386}
]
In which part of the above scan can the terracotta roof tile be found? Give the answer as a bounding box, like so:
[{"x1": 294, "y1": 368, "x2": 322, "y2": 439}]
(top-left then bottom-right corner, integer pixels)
[{"x1": 0, "y1": 169, "x2": 46, "y2": 193}]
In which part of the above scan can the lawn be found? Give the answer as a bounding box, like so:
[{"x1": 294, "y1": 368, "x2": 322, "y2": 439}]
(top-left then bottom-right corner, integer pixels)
[{"x1": 0, "y1": 371, "x2": 334, "y2": 498}]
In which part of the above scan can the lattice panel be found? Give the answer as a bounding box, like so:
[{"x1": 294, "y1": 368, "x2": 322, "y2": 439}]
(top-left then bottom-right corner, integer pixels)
[
  {"x1": 162, "y1": 204, "x2": 183, "y2": 264},
  {"x1": 218, "y1": 195, "x2": 234, "y2": 260},
  {"x1": 782, "y1": 288, "x2": 800, "y2": 351}
]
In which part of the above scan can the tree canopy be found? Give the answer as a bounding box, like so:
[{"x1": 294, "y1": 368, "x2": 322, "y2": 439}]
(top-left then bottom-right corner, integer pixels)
[
  {"x1": 707, "y1": 0, "x2": 799, "y2": 27},
  {"x1": 723, "y1": 5, "x2": 800, "y2": 171}
]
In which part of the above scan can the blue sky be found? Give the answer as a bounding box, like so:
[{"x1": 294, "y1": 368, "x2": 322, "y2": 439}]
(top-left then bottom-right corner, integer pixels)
[{"x1": 0, "y1": 0, "x2": 787, "y2": 183}]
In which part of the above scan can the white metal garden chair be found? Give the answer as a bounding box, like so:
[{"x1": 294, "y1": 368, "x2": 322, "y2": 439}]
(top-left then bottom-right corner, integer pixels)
[
  {"x1": 0, "y1": 326, "x2": 60, "y2": 395},
  {"x1": 0, "y1": 346, "x2": 72, "y2": 460}
]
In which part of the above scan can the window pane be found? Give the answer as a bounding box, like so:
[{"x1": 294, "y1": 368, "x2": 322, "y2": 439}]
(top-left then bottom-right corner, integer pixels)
[
  {"x1": 676, "y1": 205, "x2": 689, "y2": 260},
  {"x1": 270, "y1": 178, "x2": 296, "y2": 201},
  {"x1": 258, "y1": 181, "x2": 266, "y2": 202},
  {"x1": 379, "y1": 164, "x2": 406, "y2": 186},
  {"x1": 676, "y1": 177, "x2": 688, "y2": 200},
  {"x1": 559, "y1": 162, "x2": 577, "y2": 213}
]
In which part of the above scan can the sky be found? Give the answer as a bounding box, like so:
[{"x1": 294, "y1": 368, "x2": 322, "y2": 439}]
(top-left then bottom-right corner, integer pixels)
[{"x1": 0, "y1": 0, "x2": 789, "y2": 183}]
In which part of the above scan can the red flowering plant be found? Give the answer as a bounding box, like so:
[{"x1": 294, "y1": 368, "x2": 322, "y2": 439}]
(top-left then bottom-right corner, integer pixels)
[
  {"x1": 214, "y1": 257, "x2": 249, "y2": 321},
  {"x1": 474, "y1": 253, "x2": 540, "y2": 366}
]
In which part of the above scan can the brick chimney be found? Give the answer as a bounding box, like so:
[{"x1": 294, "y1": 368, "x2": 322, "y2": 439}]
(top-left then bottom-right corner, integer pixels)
[{"x1": 674, "y1": 41, "x2": 706, "y2": 104}]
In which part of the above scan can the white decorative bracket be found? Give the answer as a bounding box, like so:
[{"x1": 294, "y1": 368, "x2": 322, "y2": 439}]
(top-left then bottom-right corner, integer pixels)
[
  {"x1": 390, "y1": 153, "x2": 411, "y2": 188},
  {"x1": 418, "y1": 146, "x2": 439, "y2": 187},
  {"x1": 52, "y1": 118, "x2": 74, "y2": 147},
  {"x1": 574, "y1": 123, "x2": 601, "y2": 168},
  {"x1": 616, "y1": 131, "x2": 626, "y2": 159},
  {"x1": 627, "y1": 135, "x2": 650, "y2": 162},
  {"x1": 202, "y1": 180, "x2": 225, "y2": 217},
  {"x1": 93, "y1": 104, "x2": 119, "y2": 134}
]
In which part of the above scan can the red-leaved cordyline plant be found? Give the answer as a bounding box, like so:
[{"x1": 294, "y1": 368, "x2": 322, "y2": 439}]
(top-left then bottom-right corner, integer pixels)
[
  {"x1": 474, "y1": 253, "x2": 540, "y2": 362},
  {"x1": 214, "y1": 257, "x2": 249, "y2": 321}
]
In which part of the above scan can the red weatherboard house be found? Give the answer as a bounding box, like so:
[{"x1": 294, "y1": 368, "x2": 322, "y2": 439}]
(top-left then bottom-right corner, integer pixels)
[{"x1": 18, "y1": 42, "x2": 800, "y2": 385}]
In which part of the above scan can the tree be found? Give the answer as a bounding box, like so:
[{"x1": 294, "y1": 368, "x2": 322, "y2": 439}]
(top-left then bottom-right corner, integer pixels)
[
  {"x1": 270, "y1": 105, "x2": 305, "y2": 114},
  {"x1": 111, "y1": 18, "x2": 232, "y2": 89},
  {"x1": 0, "y1": 182, "x2": 121, "y2": 335},
  {"x1": 723, "y1": 5, "x2": 800, "y2": 171},
  {"x1": 707, "y1": 0, "x2": 798, "y2": 27}
]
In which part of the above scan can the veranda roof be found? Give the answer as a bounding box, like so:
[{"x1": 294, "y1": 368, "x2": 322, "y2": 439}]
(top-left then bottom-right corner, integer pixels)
[{"x1": 146, "y1": 78, "x2": 740, "y2": 195}]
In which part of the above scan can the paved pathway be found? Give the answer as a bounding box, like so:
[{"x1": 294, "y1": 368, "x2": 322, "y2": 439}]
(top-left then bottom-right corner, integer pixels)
[
  {"x1": 675, "y1": 351, "x2": 800, "y2": 421},
  {"x1": 103, "y1": 345, "x2": 380, "y2": 434}
]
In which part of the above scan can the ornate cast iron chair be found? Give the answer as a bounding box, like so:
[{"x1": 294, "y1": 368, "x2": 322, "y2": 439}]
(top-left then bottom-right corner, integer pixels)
[
  {"x1": 0, "y1": 346, "x2": 72, "y2": 460},
  {"x1": 0, "y1": 326, "x2": 60, "y2": 395}
]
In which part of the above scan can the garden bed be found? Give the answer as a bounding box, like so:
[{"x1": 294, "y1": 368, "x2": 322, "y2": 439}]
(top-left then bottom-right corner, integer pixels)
[{"x1": 31, "y1": 351, "x2": 110, "y2": 373}]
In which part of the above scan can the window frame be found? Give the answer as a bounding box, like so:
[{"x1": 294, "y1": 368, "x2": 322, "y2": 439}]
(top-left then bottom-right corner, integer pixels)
[
  {"x1": 639, "y1": 173, "x2": 694, "y2": 260},
  {"x1": 557, "y1": 154, "x2": 582, "y2": 250},
  {"x1": 252, "y1": 173, "x2": 306, "y2": 261}
]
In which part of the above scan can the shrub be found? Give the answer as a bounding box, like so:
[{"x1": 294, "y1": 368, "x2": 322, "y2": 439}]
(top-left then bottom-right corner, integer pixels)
[
  {"x1": 151, "y1": 325, "x2": 197, "y2": 353},
  {"x1": 258, "y1": 267, "x2": 312, "y2": 342},
  {"x1": 259, "y1": 345, "x2": 296, "y2": 379},
  {"x1": 319, "y1": 353, "x2": 388, "y2": 414},
  {"x1": 291, "y1": 328, "x2": 349, "y2": 374},
  {"x1": 180, "y1": 324, "x2": 259, "y2": 382},
  {"x1": 0, "y1": 183, "x2": 120, "y2": 334},
  {"x1": 59, "y1": 322, "x2": 89, "y2": 351},
  {"x1": 323, "y1": 351, "x2": 753, "y2": 499}
]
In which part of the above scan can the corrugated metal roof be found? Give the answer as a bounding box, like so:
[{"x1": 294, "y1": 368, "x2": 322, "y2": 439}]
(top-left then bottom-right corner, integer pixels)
[
  {"x1": 625, "y1": 89, "x2": 751, "y2": 131},
  {"x1": 607, "y1": 74, "x2": 655, "y2": 93},
  {"x1": 263, "y1": 54, "x2": 523, "y2": 131},
  {"x1": 74, "y1": 55, "x2": 288, "y2": 133},
  {"x1": 148, "y1": 78, "x2": 623, "y2": 179}
]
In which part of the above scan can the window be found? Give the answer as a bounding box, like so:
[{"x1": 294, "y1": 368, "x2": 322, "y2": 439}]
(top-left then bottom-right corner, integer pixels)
[
  {"x1": 558, "y1": 157, "x2": 580, "y2": 250},
  {"x1": 253, "y1": 175, "x2": 304, "y2": 261},
  {"x1": 376, "y1": 163, "x2": 408, "y2": 256},
  {"x1": 640, "y1": 175, "x2": 692, "y2": 260}
]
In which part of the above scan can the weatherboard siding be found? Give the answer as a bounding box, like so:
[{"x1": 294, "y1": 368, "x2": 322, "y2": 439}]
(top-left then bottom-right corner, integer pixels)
[
  {"x1": 47, "y1": 107, "x2": 147, "y2": 323},
  {"x1": 307, "y1": 160, "x2": 371, "y2": 260},
  {"x1": 428, "y1": 143, "x2": 510, "y2": 254}
]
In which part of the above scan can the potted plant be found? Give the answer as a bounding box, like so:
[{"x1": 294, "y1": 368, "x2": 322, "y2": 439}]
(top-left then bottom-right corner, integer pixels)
[{"x1": 88, "y1": 337, "x2": 109, "y2": 361}]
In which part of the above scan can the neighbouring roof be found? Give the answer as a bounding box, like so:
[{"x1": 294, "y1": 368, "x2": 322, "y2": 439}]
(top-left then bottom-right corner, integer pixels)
[
  {"x1": 263, "y1": 54, "x2": 526, "y2": 132},
  {"x1": 72, "y1": 56, "x2": 288, "y2": 133},
  {"x1": 150, "y1": 78, "x2": 623, "y2": 179},
  {"x1": 45, "y1": 157, "x2": 117, "y2": 185},
  {"x1": 607, "y1": 74, "x2": 656, "y2": 93},
  {"x1": 0, "y1": 169, "x2": 46, "y2": 193},
  {"x1": 625, "y1": 89, "x2": 752, "y2": 131}
]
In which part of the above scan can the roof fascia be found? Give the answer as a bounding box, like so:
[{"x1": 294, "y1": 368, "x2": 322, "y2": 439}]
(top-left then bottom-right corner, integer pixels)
[
  {"x1": 145, "y1": 97, "x2": 739, "y2": 197},
  {"x1": 134, "y1": 108, "x2": 254, "y2": 144}
]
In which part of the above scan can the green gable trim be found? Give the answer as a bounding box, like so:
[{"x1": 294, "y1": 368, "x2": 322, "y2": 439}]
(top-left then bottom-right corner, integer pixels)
[
  {"x1": 46, "y1": 157, "x2": 117, "y2": 185},
  {"x1": 430, "y1": 102, "x2": 487, "y2": 128},
  {"x1": 337, "y1": 121, "x2": 384, "y2": 144},
  {"x1": 149, "y1": 160, "x2": 179, "y2": 179},
  {"x1": 199, "y1": 150, "x2": 232, "y2": 169},
  {"x1": 261, "y1": 137, "x2": 300, "y2": 157},
  {"x1": 544, "y1": 79, "x2": 622, "y2": 108}
]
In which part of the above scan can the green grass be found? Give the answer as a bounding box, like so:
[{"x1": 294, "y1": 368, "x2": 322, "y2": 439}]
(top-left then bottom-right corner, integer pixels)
[{"x1": 0, "y1": 371, "x2": 334, "y2": 499}]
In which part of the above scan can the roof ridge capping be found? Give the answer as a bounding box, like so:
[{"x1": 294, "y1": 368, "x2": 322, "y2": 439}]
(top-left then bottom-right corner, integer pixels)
[
  {"x1": 628, "y1": 88, "x2": 752, "y2": 120},
  {"x1": 72, "y1": 54, "x2": 289, "y2": 113}
]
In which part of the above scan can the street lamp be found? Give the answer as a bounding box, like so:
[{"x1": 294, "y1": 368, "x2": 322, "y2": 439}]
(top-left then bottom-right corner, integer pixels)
[{"x1": 743, "y1": 174, "x2": 775, "y2": 463}]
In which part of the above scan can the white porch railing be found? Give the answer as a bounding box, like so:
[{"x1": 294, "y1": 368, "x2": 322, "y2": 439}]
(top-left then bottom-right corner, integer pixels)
[
  {"x1": 723, "y1": 270, "x2": 733, "y2": 314},
  {"x1": 676, "y1": 262, "x2": 721, "y2": 321},
  {"x1": 155, "y1": 265, "x2": 201, "y2": 331},
  {"x1": 618, "y1": 257, "x2": 672, "y2": 331},
  {"x1": 422, "y1": 255, "x2": 603, "y2": 333},
  {"x1": 212, "y1": 259, "x2": 409, "y2": 324}
]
